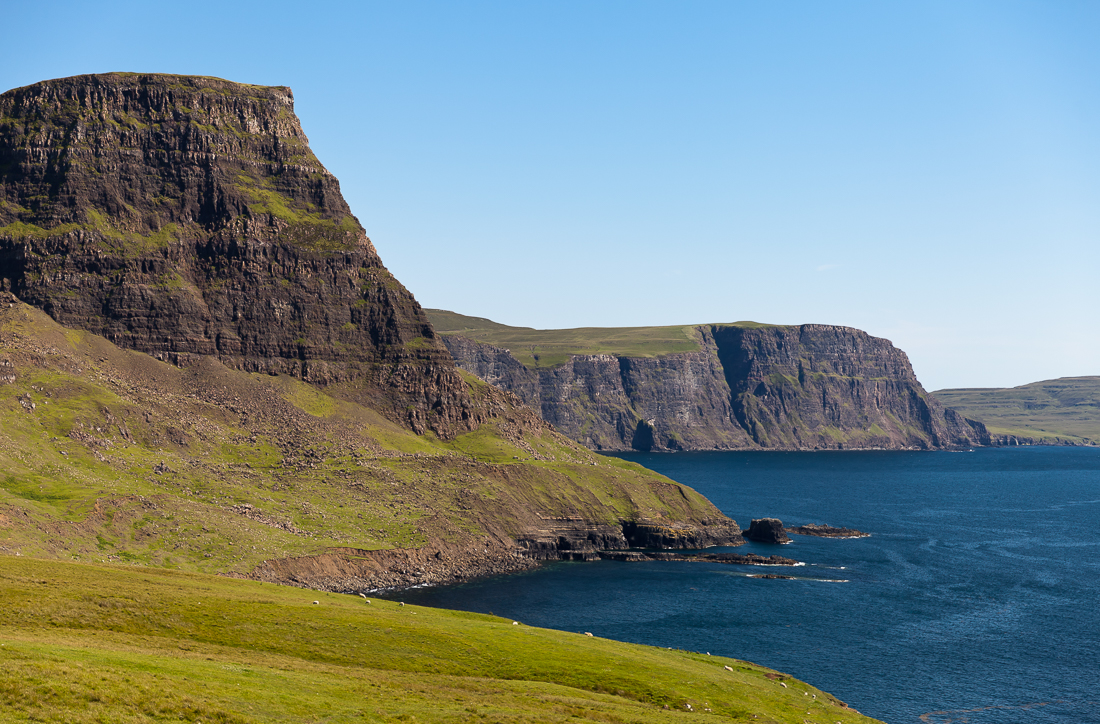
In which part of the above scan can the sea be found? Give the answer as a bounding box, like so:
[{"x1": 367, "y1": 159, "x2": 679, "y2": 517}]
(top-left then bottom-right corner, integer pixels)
[{"x1": 387, "y1": 447, "x2": 1100, "y2": 723}]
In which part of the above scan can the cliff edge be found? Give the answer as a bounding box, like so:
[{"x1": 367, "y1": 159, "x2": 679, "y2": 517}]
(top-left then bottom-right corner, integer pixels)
[
  {"x1": 430, "y1": 310, "x2": 991, "y2": 451},
  {"x1": 0, "y1": 74, "x2": 743, "y2": 590},
  {"x1": 0, "y1": 73, "x2": 468, "y2": 435}
]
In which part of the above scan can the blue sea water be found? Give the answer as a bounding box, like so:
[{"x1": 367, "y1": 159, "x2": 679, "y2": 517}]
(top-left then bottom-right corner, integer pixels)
[{"x1": 389, "y1": 447, "x2": 1100, "y2": 723}]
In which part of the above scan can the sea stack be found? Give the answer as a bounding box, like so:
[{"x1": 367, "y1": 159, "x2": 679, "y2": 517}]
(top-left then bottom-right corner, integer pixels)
[{"x1": 744, "y1": 518, "x2": 791, "y2": 544}]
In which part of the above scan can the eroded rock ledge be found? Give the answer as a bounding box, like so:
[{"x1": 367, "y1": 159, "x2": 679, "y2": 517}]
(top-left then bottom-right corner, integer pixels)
[
  {"x1": 246, "y1": 518, "x2": 747, "y2": 591},
  {"x1": 787, "y1": 523, "x2": 869, "y2": 538},
  {"x1": 248, "y1": 540, "x2": 541, "y2": 593},
  {"x1": 600, "y1": 551, "x2": 800, "y2": 566},
  {"x1": 516, "y1": 518, "x2": 745, "y2": 561},
  {"x1": 243, "y1": 518, "x2": 876, "y2": 592}
]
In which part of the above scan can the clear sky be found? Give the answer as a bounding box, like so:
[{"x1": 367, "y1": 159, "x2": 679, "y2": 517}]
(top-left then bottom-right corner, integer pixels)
[{"x1": 3, "y1": 1, "x2": 1097, "y2": 391}]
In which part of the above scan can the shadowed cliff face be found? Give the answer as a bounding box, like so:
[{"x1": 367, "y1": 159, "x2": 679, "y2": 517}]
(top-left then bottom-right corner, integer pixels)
[
  {"x1": 0, "y1": 73, "x2": 470, "y2": 434},
  {"x1": 710, "y1": 324, "x2": 988, "y2": 450},
  {"x1": 0, "y1": 74, "x2": 747, "y2": 581},
  {"x1": 442, "y1": 323, "x2": 992, "y2": 451}
]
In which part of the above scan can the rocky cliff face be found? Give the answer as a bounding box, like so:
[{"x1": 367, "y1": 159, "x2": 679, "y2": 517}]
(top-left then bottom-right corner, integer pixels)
[
  {"x1": 712, "y1": 324, "x2": 989, "y2": 450},
  {"x1": 0, "y1": 73, "x2": 469, "y2": 434},
  {"x1": 0, "y1": 74, "x2": 745, "y2": 581},
  {"x1": 442, "y1": 323, "x2": 992, "y2": 451}
]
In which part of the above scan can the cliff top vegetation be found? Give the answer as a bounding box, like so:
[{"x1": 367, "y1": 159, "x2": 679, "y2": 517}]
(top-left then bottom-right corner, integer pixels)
[
  {"x1": 0, "y1": 73, "x2": 363, "y2": 253},
  {"x1": 933, "y1": 377, "x2": 1100, "y2": 444},
  {"x1": 426, "y1": 309, "x2": 778, "y2": 369}
]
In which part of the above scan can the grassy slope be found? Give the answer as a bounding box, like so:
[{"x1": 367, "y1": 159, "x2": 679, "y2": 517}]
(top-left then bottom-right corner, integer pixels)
[
  {"x1": 0, "y1": 556, "x2": 879, "y2": 723},
  {"x1": 933, "y1": 377, "x2": 1100, "y2": 443},
  {"x1": 425, "y1": 309, "x2": 773, "y2": 369},
  {"x1": 0, "y1": 301, "x2": 723, "y2": 574}
]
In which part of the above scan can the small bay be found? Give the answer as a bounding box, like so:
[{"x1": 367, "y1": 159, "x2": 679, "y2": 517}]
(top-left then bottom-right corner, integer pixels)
[{"x1": 389, "y1": 447, "x2": 1100, "y2": 723}]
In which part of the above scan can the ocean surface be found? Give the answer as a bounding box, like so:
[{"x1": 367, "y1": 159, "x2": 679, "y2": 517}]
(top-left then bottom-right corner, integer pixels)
[{"x1": 387, "y1": 447, "x2": 1100, "y2": 723}]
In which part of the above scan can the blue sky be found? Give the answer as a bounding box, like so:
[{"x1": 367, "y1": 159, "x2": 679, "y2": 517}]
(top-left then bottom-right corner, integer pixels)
[{"x1": 3, "y1": 1, "x2": 1097, "y2": 391}]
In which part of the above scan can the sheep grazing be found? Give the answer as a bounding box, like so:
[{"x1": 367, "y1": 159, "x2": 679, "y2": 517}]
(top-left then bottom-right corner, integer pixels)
[
  {"x1": 312, "y1": 601, "x2": 319, "y2": 605},
  {"x1": 584, "y1": 632, "x2": 593, "y2": 637}
]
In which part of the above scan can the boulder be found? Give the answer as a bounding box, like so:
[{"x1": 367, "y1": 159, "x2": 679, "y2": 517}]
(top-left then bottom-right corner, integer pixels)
[{"x1": 744, "y1": 518, "x2": 790, "y2": 544}]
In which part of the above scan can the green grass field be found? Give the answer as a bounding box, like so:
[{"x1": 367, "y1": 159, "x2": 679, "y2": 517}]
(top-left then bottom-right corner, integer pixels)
[
  {"x1": 0, "y1": 299, "x2": 730, "y2": 576},
  {"x1": 426, "y1": 310, "x2": 774, "y2": 369},
  {"x1": 934, "y1": 377, "x2": 1100, "y2": 444},
  {"x1": 0, "y1": 300, "x2": 727, "y2": 580},
  {"x1": 0, "y1": 556, "x2": 879, "y2": 723}
]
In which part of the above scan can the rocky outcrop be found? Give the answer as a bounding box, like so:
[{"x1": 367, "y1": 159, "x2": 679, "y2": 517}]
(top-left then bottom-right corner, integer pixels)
[
  {"x1": 0, "y1": 73, "x2": 471, "y2": 435},
  {"x1": 515, "y1": 516, "x2": 744, "y2": 560},
  {"x1": 744, "y1": 518, "x2": 791, "y2": 544},
  {"x1": 249, "y1": 541, "x2": 542, "y2": 593},
  {"x1": 0, "y1": 77, "x2": 751, "y2": 591},
  {"x1": 251, "y1": 535, "x2": 792, "y2": 593},
  {"x1": 786, "y1": 524, "x2": 868, "y2": 538},
  {"x1": 442, "y1": 322, "x2": 992, "y2": 451},
  {"x1": 600, "y1": 551, "x2": 800, "y2": 566}
]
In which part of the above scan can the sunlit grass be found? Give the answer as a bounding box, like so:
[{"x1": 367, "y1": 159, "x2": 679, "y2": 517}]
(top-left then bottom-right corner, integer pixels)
[{"x1": 0, "y1": 556, "x2": 880, "y2": 723}]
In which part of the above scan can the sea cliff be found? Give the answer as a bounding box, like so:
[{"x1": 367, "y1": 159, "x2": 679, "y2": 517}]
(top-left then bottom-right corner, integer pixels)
[
  {"x1": 0, "y1": 74, "x2": 743, "y2": 590},
  {"x1": 0, "y1": 73, "x2": 470, "y2": 435},
  {"x1": 432, "y1": 311, "x2": 991, "y2": 451}
]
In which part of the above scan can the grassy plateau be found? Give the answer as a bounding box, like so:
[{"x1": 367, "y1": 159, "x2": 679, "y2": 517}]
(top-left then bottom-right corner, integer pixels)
[
  {"x1": 933, "y1": 377, "x2": 1100, "y2": 444},
  {"x1": 425, "y1": 310, "x2": 774, "y2": 369},
  {"x1": 0, "y1": 556, "x2": 878, "y2": 723}
]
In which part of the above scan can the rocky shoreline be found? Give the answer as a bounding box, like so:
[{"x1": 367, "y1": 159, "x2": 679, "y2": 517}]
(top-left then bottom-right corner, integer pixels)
[
  {"x1": 244, "y1": 516, "x2": 750, "y2": 592},
  {"x1": 250, "y1": 547, "x2": 804, "y2": 595},
  {"x1": 245, "y1": 539, "x2": 542, "y2": 594},
  {"x1": 600, "y1": 550, "x2": 801, "y2": 566},
  {"x1": 244, "y1": 534, "x2": 808, "y2": 593},
  {"x1": 243, "y1": 519, "x2": 866, "y2": 593}
]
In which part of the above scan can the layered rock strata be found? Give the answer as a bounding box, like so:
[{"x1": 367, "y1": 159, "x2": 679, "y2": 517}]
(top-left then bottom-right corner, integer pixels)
[
  {"x1": 0, "y1": 75, "x2": 746, "y2": 585},
  {"x1": 516, "y1": 516, "x2": 744, "y2": 560},
  {"x1": 0, "y1": 73, "x2": 468, "y2": 434},
  {"x1": 441, "y1": 322, "x2": 992, "y2": 451}
]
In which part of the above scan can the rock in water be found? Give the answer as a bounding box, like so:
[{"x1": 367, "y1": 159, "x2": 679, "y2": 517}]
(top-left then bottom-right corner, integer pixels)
[
  {"x1": 786, "y1": 524, "x2": 868, "y2": 538},
  {"x1": 744, "y1": 518, "x2": 791, "y2": 544},
  {"x1": 0, "y1": 73, "x2": 470, "y2": 435}
]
